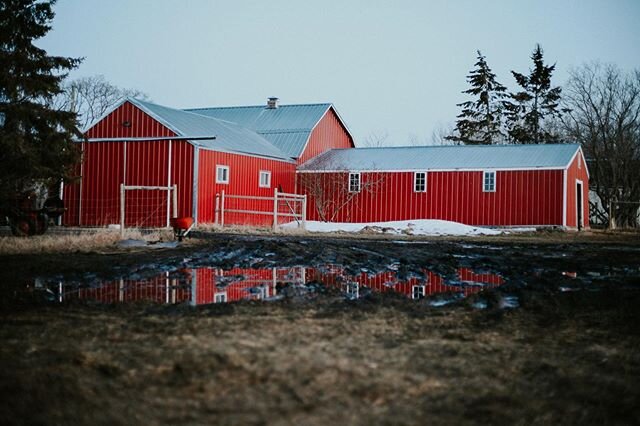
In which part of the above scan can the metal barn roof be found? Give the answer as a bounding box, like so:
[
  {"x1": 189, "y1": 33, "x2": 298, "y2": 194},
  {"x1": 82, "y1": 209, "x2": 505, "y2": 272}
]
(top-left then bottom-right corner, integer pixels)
[
  {"x1": 129, "y1": 99, "x2": 291, "y2": 161},
  {"x1": 298, "y1": 144, "x2": 582, "y2": 172},
  {"x1": 184, "y1": 103, "x2": 333, "y2": 158}
]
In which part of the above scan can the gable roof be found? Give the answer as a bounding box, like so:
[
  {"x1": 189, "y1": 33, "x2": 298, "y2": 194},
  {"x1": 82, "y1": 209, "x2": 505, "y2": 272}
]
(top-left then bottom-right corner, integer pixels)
[
  {"x1": 184, "y1": 103, "x2": 339, "y2": 158},
  {"x1": 298, "y1": 144, "x2": 583, "y2": 172},
  {"x1": 126, "y1": 99, "x2": 291, "y2": 161}
]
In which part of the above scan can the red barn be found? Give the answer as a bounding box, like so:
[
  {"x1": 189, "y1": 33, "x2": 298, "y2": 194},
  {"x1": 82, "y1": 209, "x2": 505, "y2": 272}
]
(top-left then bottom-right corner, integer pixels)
[
  {"x1": 64, "y1": 96, "x2": 589, "y2": 231},
  {"x1": 63, "y1": 97, "x2": 354, "y2": 227},
  {"x1": 297, "y1": 144, "x2": 590, "y2": 229}
]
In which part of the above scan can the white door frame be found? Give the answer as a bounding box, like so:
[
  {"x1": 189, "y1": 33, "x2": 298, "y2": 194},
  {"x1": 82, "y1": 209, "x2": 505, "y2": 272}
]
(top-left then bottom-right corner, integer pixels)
[{"x1": 576, "y1": 179, "x2": 584, "y2": 230}]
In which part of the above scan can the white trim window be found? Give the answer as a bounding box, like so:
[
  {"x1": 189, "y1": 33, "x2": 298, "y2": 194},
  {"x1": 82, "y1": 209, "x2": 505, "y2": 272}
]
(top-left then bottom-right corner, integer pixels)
[
  {"x1": 259, "y1": 170, "x2": 271, "y2": 188},
  {"x1": 414, "y1": 172, "x2": 427, "y2": 193},
  {"x1": 216, "y1": 165, "x2": 229, "y2": 184},
  {"x1": 349, "y1": 172, "x2": 361, "y2": 193},
  {"x1": 214, "y1": 292, "x2": 227, "y2": 303},
  {"x1": 483, "y1": 171, "x2": 496, "y2": 192},
  {"x1": 412, "y1": 285, "x2": 426, "y2": 299}
]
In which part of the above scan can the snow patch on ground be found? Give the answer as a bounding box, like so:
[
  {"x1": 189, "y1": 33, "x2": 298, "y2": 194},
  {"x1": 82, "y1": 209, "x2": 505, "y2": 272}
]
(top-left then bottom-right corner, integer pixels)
[{"x1": 282, "y1": 220, "x2": 535, "y2": 237}]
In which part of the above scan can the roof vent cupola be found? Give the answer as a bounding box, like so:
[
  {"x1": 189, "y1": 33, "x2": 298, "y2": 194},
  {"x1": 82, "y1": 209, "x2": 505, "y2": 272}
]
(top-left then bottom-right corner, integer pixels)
[{"x1": 267, "y1": 97, "x2": 279, "y2": 109}]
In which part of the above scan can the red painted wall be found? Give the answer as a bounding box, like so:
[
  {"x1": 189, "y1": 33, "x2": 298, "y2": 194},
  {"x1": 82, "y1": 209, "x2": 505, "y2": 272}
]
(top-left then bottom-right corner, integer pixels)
[
  {"x1": 308, "y1": 266, "x2": 503, "y2": 298},
  {"x1": 63, "y1": 101, "x2": 193, "y2": 226},
  {"x1": 298, "y1": 108, "x2": 354, "y2": 165},
  {"x1": 564, "y1": 150, "x2": 590, "y2": 229},
  {"x1": 299, "y1": 169, "x2": 565, "y2": 226},
  {"x1": 67, "y1": 266, "x2": 502, "y2": 305},
  {"x1": 197, "y1": 149, "x2": 296, "y2": 226}
]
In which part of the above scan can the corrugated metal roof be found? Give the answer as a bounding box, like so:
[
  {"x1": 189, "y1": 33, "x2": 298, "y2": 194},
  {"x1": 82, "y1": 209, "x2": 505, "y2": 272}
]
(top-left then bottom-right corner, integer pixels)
[
  {"x1": 130, "y1": 99, "x2": 291, "y2": 161},
  {"x1": 185, "y1": 103, "x2": 332, "y2": 158},
  {"x1": 298, "y1": 144, "x2": 581, "y2": 171}
]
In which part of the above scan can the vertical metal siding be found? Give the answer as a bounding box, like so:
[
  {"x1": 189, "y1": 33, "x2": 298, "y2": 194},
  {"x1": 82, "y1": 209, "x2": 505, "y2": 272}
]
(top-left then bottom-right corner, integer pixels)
[
  {"x1": 298, "y1": 108, "x2": 354, "y2": 164},
  {"x1": 63, "y1": 101, "x2": 194, "y2": 227},
  {"x1": 300, "y1": 169, "x2": 566, "y2": 226},
  {"x1": 565, "y1": 151, "x2": 590, "y2": 228},
  {"x1": 197, "y1": 149, "x2": 297, "y2": 226}
]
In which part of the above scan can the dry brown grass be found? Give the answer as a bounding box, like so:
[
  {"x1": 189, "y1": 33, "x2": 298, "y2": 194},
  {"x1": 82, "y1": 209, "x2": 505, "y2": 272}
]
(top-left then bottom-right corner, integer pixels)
[{"x1": 0, "y1": 228, "x2": 174, "y2": 255}]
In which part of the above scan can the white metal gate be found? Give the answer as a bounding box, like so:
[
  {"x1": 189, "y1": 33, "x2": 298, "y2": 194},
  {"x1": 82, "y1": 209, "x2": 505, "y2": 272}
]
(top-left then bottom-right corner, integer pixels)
[{"x1": 215, "y1": 189, "x2": 307, "y2": 230}]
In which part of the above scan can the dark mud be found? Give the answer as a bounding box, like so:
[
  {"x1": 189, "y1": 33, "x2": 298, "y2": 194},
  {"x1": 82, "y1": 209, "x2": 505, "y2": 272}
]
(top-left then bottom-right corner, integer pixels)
[{"x1": 1, "y1": 233, "x2": 639, "y2": 425}]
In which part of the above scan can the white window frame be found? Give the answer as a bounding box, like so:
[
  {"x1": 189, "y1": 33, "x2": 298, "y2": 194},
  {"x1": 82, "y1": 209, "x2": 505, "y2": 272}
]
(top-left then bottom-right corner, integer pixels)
[
  {"x1": 214, "y1": 292, "x2": 227, "y2": 303},
  {"x1": 216, "y1": 165, "x2": 229, "y2": 184},
  {"x1": 414, "y1": 171, "x2": 427, "y2": 193},
  {"x1": 258, "y1": 170, "x2": 271, "y2": 188},
  {"x1": 483, "y1": 170, "x2": 496, "y2": 192},
  {"x1": 343, "y1": 282, "x2": 360, "y2": 299},
  {"x1": 348, "y1": 172, "x2": 361, "y2": 193},
  {"x1": 412, "y1": 285, "x2": 426, "y2": 299}
]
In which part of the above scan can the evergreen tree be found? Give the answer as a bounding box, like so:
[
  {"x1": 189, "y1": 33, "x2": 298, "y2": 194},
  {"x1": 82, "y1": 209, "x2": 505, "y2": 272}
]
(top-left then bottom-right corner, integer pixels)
[
  {"x1": 505, "y1": 44, "x2": 563, "y2": 144},
  {"x1": 0, "y1": 0, "x2": 82, "y2": 198},
  {"x1": 448, "y1": 51, "x2": 508, "y2": 145}
]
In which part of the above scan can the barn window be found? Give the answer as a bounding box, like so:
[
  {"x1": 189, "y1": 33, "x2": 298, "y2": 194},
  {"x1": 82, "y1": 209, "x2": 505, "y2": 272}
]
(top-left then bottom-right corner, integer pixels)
[
  {"x1": 216, "y1": 165, "x2": 229, "y2": 184},
  {"x1": 412, "y1": 285, "x2": 426, "y2": 299},
  {"x1": 259, "y1": 171, "x2": 271, "y2": 188},
  {"x1": 349, "y1": 172, "x2": 361, "y2": 193},
  {"x1": 483, "y1": 171, "x2": 496, "y2": 192},
  {"x1": 414, "y1": 172, "x2": 427, "y2": 192},
  {"x1": 214, "y1": 292, "x2": 227, "y2": 303}
]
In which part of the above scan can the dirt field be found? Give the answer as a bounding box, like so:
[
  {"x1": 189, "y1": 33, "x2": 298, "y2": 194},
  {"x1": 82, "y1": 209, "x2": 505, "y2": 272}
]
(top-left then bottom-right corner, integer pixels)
[{"x1": 1, "y1": 232, "x2": 639, "y2": 425}]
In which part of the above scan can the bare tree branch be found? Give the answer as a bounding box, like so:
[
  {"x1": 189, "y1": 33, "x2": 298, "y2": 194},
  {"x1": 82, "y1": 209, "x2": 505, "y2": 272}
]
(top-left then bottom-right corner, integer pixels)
[
  {"x1": 359, "y1": 131, "x2": 389, "y2": 148},
  {"x1": 50, "y1": 75, "x2": 149, "y2": 131},
  {"x1": 561, "y1": 62, "x2": 640, "y2": 227}
]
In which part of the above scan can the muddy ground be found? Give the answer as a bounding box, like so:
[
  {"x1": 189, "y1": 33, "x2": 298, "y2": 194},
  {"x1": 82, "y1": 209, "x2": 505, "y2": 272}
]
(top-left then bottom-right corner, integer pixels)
[{"x1": 1, "y1": 232, "x2": 639, "y2": 425}]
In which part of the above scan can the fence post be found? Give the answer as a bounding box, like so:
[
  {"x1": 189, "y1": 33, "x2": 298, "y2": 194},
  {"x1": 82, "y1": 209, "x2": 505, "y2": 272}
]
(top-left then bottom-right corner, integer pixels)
[
  {"x1": 220, "y1": 190, "x2": 225, "y2": 227},
  {"x1": 609, "y1": 200, "x2": 615, "y2": 230},
  {"x1": 273, "y1": 188, "x2": 279, "y2": 231},
  {"x1": 302, "y1": 195, "x2": 307, "y2": 231},
  {"x1": 214, "y1": 193, "x2": 220, "y2": 225},
  {"x1": 120, "y1": 183, "x2": 125, "y2": 238},
  {"x1": 172, "y1": 185, "x2": 178, "y2": 219}
]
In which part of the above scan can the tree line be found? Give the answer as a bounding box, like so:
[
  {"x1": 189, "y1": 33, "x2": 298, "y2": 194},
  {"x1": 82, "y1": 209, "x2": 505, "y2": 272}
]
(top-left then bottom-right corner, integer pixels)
[{"x1": 447, "y1": 46, "x2": 640, "y2": 227}]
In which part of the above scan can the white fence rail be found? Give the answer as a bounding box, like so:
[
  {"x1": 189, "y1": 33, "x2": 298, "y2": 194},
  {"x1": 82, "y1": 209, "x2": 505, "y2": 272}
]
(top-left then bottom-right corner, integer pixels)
[{"x1": 215, "y1": 189, "x2": 307, "y2": 231}]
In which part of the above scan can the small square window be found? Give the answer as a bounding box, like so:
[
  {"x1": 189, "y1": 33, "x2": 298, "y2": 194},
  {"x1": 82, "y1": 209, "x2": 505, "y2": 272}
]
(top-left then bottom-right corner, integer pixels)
[
  {"x1": 343, "y1": 282, "x2": 359, "y2": 299},
  {"x1": 259, "y1": 171, "x2": 271, "y2": 188},
  {"x1": 483, "y1": 171, "x2": 496, "y2": 192},
  {"x1": 214, "y1": 292, "x2": 227, "y2": 303},
  {"x1": 414, "y1": 172, "x2": 427, "y2": 192},
  {"x1": 349, "y1": 173, "x2": 361, "y2": 193},
  {"x1": 412, "y1": 285, "x2": 426, "y2": 299},
  {"x1": 216, "y1": 165, "x2": 229, "y2": 184}
]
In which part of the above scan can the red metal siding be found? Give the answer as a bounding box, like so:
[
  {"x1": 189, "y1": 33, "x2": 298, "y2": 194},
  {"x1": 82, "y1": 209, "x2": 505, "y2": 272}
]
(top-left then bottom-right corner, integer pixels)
[
  {"x1": 63, "y1": 101, "x2": 194, "y2": 226},
  {"x1": 197, "y1": 149, "x2": 297, "y2": 226},
  {"x1": 298, "y1": 108, "x2": 354, "y2": 165},
  {"x1": 308, "y1": 267, "x2": 503, "y2": 298},
  {"x1": 300, "y1": 169, "x2": 565, "y2": 226},
  {"x1": 564, "y1": 150, "x2": 590, "y2": 229}
]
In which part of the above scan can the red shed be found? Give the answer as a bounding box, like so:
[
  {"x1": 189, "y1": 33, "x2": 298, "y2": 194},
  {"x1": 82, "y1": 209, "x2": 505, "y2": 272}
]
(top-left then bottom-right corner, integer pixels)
[
  {"x1": 63, "y1": 97, "x2": 353, "y2": 228},
  {"x1": 297, "y1": 144, "x2": 589, "y2": 229}
]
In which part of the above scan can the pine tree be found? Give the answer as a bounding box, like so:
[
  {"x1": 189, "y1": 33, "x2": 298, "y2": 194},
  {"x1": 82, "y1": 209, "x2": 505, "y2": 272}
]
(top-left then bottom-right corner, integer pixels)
[
  {"x1": 448, "y1": 51, "x2": 508, "y2": 145},
  {"x1": 0, "y1": 0, "x2": 82, "y2": 199},
  {"x1": 505, "y1": 44, "x2": 563, "y2": 144}
]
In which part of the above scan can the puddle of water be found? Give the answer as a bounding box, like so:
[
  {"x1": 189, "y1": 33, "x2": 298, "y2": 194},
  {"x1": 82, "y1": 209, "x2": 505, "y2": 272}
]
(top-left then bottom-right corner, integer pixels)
[{"x1": 24, "y1": 265, "x2": 506, "y2": 308}]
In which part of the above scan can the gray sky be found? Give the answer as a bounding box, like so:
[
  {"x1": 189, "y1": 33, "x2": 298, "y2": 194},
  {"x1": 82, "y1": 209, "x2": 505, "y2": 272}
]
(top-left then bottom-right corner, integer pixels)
[{"x1": 40, "y1": 0, "x2": 640, "y2": 146}]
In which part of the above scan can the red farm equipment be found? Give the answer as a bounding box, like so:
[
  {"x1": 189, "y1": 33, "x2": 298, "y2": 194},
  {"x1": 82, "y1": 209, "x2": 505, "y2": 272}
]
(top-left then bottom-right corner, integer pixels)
[{"x1": 0, "y1": 189, "x2": 65, "y2": 237}]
